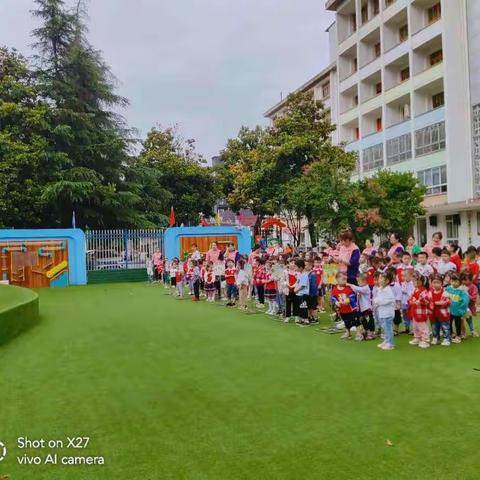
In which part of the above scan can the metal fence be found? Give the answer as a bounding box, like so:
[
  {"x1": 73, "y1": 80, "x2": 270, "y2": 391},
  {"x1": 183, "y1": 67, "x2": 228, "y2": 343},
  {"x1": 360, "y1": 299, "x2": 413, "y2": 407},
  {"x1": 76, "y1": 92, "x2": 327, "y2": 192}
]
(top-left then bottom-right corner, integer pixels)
[{"x1": 85, "y1": 229, "x2": 164, "y2": 271}]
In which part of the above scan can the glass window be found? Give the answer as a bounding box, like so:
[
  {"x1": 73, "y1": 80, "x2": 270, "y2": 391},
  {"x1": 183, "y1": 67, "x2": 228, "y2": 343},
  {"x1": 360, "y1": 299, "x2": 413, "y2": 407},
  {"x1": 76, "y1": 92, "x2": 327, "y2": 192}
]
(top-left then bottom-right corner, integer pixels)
[
  {"x1": 430, "y1": 49, "x2": 443, "y2": 66},
  {"x1": 432, "y1": 92, "x2": 444, "y2": 109},
  {"x1": 399, "y1": 24, "x2": 408, "y2": 42},
  {"x1": 400, "y1": 67, "x2": 410, "y2": 81},
  {"x1": 446, "y1": 215, "x2": 459, "y2": 241},
  {"x1": 362, "y1": 143, "x2": 384, "y2": 172},
  {"x1": 322, "y1": 83, "x2": 330, "y2": 99},
  {"x1": 386, "y1": 133, "x2": 412, "y2": 165},
  {"x1": 428, "y1": 3, "x2": 442, "y2": 23},
  {"x1": 417, "y1": 165, "x2": 447, "y2": 195},
  {"x1": 415, "y1": 121, "x2": 446, "y2": 157}
]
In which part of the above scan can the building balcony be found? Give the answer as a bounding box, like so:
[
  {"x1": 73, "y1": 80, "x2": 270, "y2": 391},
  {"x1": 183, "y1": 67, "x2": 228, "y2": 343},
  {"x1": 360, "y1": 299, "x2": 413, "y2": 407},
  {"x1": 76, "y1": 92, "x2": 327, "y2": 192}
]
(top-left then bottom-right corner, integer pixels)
[
  {"x1": 411, "y1": 16, "x2": 443, "y2": 51},
  {"x1": 340, "y1": 105, "x2": 361, "y2": 125},
  {"x1": 413, "y1": 62, "x2": 443, "y2": 91}
]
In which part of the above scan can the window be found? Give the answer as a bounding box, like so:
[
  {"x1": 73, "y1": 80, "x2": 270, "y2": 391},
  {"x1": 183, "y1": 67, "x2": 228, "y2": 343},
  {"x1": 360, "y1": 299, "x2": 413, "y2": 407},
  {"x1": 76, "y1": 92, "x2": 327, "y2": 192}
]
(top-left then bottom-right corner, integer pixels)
[
  {"x1": 355, "y1": 127, "x2": 360, "y2": 140},
  {"x1": 400, "y1": 103, "x2": 410, "y2": 120},
  {"x1": 415, "y1": 121, "x2": 446, "y2": 156},
  {"x1": 354, "y1": 95, "x2": 359, "y2": 106},
  {"x1": 374, "y1": 42, "x2": 381, "y2": 58},
  {"x1": 399, "y1": 24, "x2": 408, "y2": 42},
  {"x1": 353, "y1": 57, "x2": 358, "y2": 72},
  {"x1": 375, "y1": 82, "x2": 382, "y2": 94},
  {"x1": 446, "y1": 215, "x2": 459, "y2": 241},
  {"x1": 373, "y1": 0, "x2": 380, "y2": 15},
  {"x1": 428, "y1": 3, "x2": 441, "y2": 23},
  {"x1": 417, "y1": 218, "x2": 427, "y2": 246},
  {"x1": 417, "y1": 165, "x2": 447, "y2": 195},
  {"x1": 430, "y1": 49, "x2": 443, "y2": 66},
  {"x1": 322, "y1": 83, "x2": 330, "y2": 99},
  {"x1": 363, "y1": 143, "x2": 384, "y2": 172},
  {"x1": 385, "y1": 0, "x2": 395, "y2": 6},
  {"x1": 361, "y1": 5, "x2": 368, "y2": 24},
  {"x1": 376, "y1": 117, "x2": 383, "y2": 132},
  {"x1": 432, "y1": 91, "x2": 444, "y2": 109},
  {"x1": 400, "y1": 67, "x2": 410, "y2": 82},
  {"x1": 387, "y1": 133, "x2": 412, "y2": 165}
]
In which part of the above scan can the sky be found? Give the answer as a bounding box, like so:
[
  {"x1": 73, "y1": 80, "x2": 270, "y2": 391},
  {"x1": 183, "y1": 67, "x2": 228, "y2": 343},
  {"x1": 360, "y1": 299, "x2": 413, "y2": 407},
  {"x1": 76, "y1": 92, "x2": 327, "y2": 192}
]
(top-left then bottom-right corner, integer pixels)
[{"x1": 0, "y1": 0, "x2": 334, "y2": 161}]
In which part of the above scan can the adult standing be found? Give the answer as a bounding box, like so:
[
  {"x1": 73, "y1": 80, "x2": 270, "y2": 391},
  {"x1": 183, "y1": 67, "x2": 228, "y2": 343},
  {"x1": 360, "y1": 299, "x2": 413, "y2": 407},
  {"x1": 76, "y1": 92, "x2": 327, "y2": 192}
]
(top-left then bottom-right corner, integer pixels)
[
  {"x1": 152, "y1": 249, "x2": 163, "y2": 281},
  {"x1": 405, "y1": 236, "x2": 422, "y2": 256},
  {"x1": 387, "y1": 233, "x2": 404, "y2": 258},
  {"x1": 206, "y1": 241, "x2": 224, "y2": 299},
  {"x1": 336, "y1": 230, "x2": 360, "y2": 284},
  {"x1": 225, "y1": 242, "x2": 240, "y2": 264},
  {"x1": 423, "y1": 232, "x2": 444, "y2": 259}
]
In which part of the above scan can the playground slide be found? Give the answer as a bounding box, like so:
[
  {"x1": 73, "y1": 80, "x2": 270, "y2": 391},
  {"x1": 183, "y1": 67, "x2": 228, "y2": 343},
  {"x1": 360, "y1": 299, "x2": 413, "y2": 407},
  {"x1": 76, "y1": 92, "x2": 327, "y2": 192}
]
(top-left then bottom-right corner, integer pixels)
[{"x1": 46, "y1": 261, "x2": 68, "y2": 279}]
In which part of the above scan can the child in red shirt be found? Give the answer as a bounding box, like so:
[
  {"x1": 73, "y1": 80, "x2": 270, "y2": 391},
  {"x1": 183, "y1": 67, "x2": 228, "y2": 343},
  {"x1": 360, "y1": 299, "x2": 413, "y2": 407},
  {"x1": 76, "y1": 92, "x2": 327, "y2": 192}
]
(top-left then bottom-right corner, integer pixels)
[
  {"x1": 461, "y1": 271, "x2": 479, "y2": 337},
  {"x1": 224, "y1": 260, "x2": 238, "y2": 306},
  {"x1": 331, "y1": 272, "x2": 358, "y2": 339},
  {"x1": 428, "y1": 274, "x2": 451, "y2": 346},
  {"x1": 408, "y1": 275, "x2": 431, "y2": 348}
]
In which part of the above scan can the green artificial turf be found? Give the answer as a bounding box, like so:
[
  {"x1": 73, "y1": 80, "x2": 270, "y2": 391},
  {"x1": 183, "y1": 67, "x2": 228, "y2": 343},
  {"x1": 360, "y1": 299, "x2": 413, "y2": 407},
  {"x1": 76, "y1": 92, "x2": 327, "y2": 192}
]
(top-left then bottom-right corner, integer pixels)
[{"x1": 0, "y1": 283, "x2": 479, "y2": 480}]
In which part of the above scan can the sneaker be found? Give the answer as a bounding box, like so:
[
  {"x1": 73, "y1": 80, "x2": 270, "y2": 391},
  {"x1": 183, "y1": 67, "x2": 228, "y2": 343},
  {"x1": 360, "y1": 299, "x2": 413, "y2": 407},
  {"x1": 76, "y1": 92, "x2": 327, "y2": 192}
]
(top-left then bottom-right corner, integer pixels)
[
  {"x1": 471, "y1": 331, "x2": 479, "y2": 337},
  {"x1": 366, "y1": 334, "x2": 375, "y2": 341},
  {"x1": 381, "y1": 344, "x2": 395, "y2": 350},
  {"x1": 441, "y1": 339, "x2": 451, "y2": 346},
  {"x1": 284, "y1": 317, "x2": 290, "y2": 323},
  {"x1": 409, "y1": 338, "x2": 420, "y2": 345},
  {"x1": 355, "y1": 334, "x2": 364, "y2": 341},
  {"x1": 340, "y1": 331, "x2": 351, "y2": 339},
  {"x1": 452, "y1": 336, "x2": 462, "y2": 344},
  {"x1": 310, "y1": 319, "x2": 319, "y2": 325},
  {"x1": 431, "y1": 337, "x2": 438, "y2": 345},
  {"x1": 418, "y1": 342, "x2": 430, "y2": 349},
  {"x1": 377, "y1": 342, "x2": 386, "y2": 348}
]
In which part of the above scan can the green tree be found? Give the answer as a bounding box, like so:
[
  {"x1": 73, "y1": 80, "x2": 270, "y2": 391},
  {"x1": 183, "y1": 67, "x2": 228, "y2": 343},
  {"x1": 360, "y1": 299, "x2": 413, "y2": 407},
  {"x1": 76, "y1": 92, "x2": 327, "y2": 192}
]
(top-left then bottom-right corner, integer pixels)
[{"x1": 32, "y1": 0, "x2": 139, "y2": 228}]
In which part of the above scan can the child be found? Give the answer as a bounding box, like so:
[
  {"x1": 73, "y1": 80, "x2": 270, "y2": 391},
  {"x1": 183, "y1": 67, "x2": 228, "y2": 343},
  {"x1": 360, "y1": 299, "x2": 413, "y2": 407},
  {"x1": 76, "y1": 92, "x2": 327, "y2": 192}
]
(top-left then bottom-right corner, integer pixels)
[
  {"x1": 236, "y1": 259, "x2": 249, "y2": 310},
  {"x1": 175, "y1": 261, "x2": 184, "y2": 297},
  {"x1": 415, "y1": 252, "x2": 434, "y2": 278},
  {"x1": 388, "y1": 267, "x2": 403, "y2": 335},
  {"x1": 400, "y1": 268, "x2": 415, "y2": 334},
  {"x1": 169, "y1": 259, "x2": 179, "y2": 289},
  {"x1": 408, "y1": 275, "x2": 431, "y2": 348},
  {"x1": 464, "y1": 246, "x2": 479, "y2": 284},
  {"x1": 359, "y1": 254, "x2": 369, "y2": 274},
  {"x1": 372, "y1": 272, "x2": 381, "y2": 334},
  {"x1": 306, "y1": 259, "x2": 318, "y2": 324},
  {"x1": 448, "y1": 243, "x2": 463, "y2": 273},
  {"x1": 264, "y1": 262, "x2": 278, "y2": 315},
  {"x1": 191, "y1": 260, "x2": 201, "y2": 301},
  {"x1": 284, "y1": 260, "x2": 297, "y2": 323},
  {"x1": 436, "y1": 249, "x2": 457, "y2": 276},
  {"x1": 430, "y1": 247, "x2": 443, "y2": 273},
  {"x1": 429, "y1": 274, "x2": 451, "y2": 346},
  {"x1": 367, "y1": 257, "x2": 381, "y2": 289},
  {"x1": 396, "y1": 252, "x2": 414, "y2": 283},
  {"x1": 253, "y1": 258, "x2": 267, "y2": 308},
  {"x1": 349, "y1": 273, "x2": 375, "y2": 340},
  {"x1": 445, "y1": 273, "x2": 470, "y2": 343},
  {"x1": 372, "y1": 271, "x2": 396, "y2": 350},
  {"x1": 146, "y1": 258, "x2": 154, "y2": 283},
  {"x1": 294, "y1": 259, "x2": 310, "y2": 325},
  {"x1": 313, "y1": 257, "x2": 326, "y2": 313},
  {"x1": 460, "y1": 271, "x2": 479, "y2": 337},
  {"x1": 203, "y1": 263, "x2": 216, "y2": 302},
  {"x1": 224, "y1": 260, "x2": 238, "y2": 306},
  {"x1": 331, "y1": 272, "x2": 358, "y2": 339}
]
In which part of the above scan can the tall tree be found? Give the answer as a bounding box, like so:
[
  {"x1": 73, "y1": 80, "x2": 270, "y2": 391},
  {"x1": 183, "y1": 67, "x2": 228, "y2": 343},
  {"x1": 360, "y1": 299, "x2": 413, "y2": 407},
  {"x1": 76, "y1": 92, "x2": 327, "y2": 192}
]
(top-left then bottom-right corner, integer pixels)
[{"x1": 32, "y1": 0, "x2": 139, "y2": 228}]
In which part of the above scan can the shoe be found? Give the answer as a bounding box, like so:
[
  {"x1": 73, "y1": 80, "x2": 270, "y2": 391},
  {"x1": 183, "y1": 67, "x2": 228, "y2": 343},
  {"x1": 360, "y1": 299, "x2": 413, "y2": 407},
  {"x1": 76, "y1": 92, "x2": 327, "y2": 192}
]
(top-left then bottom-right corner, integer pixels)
[
  {"x1": 401, "y1": 329, "x2": 410, "y2": 334},
  {"x1": 452, "y1": 336, "x2": 462, "y2": 344},
  {"x1": 192, "y1": 298, "x2": 199, "y2": 302},
  {"x1": 431, "y1": 337, "x2": 438, "y2": 345},
  {"x1": 441, "y1": 339, "x2": 451, "y2": 346},
  {"x1": 418, "y1": 342, "x2": 430, "y2": 349},
  {"x1": 381, "y1": 344, "x2": 395, "y2": 350},
  {"x1": 340, "y1": 331, "x2": 351, "y2": 339},
  {"x1": 377, "y1": 342, "x2": 386, "y2": 348},
  {"x1": 310, "y1": 319, "x2": 319, "y2": 325},
  {"x1": 355, "y1": 334, "x2": 364, "y2": 341},
  {"x1": 409, "y1": 338, "x2": 420, "y2": 345},
  {"x1": 366, "y1": 334, "x2": 375, "y2": 341},
  {"x1": 284, "y1": 317, "x2": 290, "y2": 323},
  {"x1": 471, "y1": 331, "x2": 479, "y2": 337}
]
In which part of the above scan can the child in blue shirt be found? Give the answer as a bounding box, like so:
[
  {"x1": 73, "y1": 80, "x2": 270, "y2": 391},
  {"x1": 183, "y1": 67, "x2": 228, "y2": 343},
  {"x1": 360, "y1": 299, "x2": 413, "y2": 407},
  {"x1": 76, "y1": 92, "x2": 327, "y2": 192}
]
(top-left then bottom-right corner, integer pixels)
[{"x1": 445, "y1": 273, "x2": 469, "y2": 343}]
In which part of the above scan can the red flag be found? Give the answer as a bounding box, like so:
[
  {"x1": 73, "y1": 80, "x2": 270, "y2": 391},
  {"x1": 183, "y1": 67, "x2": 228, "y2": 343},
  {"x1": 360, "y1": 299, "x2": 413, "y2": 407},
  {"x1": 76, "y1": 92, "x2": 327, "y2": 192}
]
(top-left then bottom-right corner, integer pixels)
[{"x1": 169, "y1": 206, "x2": 176, "y2": 227}]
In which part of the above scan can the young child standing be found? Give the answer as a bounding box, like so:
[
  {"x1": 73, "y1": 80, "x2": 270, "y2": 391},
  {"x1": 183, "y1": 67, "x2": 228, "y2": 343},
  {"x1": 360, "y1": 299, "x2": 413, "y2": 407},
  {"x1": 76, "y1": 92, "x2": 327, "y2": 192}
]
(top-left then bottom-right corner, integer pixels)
[
  {"x1": 408, "y1": 275, "x2": 431, "y2": 348},
  {"x1": 445, "y1": 273, "x2": 470, "y2": 343},
  {"x1": 175, "y1": 261, "x2": 184, "y2": 298},
  {"x1": 349, "y1": 274, "x2": 375, "y2": 340},
  {"x1": 313, "y1": 257, "x2": 326, "y2": 313},
  {"x1": 253, "y1": 258, "x2": 267, "y2": 309},
  {"x1": 264, "y1": 262, "x2": 278, "y2": 315},
  {"x1": 460, "y1": 271, "x2": 479, "y2": 337},
  {"x1": 306, "y1": 260, "x2": 318, "y2": 324},
  {"x1": 372, "y1": 271, "x2": 396, "y2": 350},
  {"x1": 294, "y1": 259, "x2": 310, "y2": 325},
  {"x1": 236, "y1": 259, "x2": 249, "y2": 310},
  {"x1": 204, "y1": 263, "x2": 216, "y2": 302},
  {"x1": 224, "y1": 260, "x2": 238, "y2": 307},
  {"x1": 436, "y1": 249, "x2": 457, "y2": 276},
  {"x1": 400, "y1": 268, "x2": 415, "y2": 334},
  {"x1": 415, "y1": 252, "x2": 434, "y2": 278},
  {"x1": 284, "y1": 260, "x2": 297, "y2": 323},
  {"x1": 331, "y1": 272, "x2": 358, "y2": 339},
  {"x1": 191, "y1": 260, "x2": 201, "y2": 301},
  {"x1": 428, "y1": 274, "x2": 451, "y2": 345}
]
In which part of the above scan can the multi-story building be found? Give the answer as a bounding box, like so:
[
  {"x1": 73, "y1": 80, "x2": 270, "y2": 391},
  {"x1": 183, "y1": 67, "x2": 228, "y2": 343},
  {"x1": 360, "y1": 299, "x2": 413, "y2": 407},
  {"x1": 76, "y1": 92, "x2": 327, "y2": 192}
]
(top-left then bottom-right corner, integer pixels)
[{"x1": 265, "y1": 0, "x2": 480, "y2": 248}]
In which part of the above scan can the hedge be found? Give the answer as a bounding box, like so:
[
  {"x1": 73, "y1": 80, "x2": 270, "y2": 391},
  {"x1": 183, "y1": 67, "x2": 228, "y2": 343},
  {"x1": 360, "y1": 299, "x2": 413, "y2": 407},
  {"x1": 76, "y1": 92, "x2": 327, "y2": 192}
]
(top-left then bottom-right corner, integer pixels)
[{"x1": 0, "y1": 284, "x2": 40, "y2": 345}]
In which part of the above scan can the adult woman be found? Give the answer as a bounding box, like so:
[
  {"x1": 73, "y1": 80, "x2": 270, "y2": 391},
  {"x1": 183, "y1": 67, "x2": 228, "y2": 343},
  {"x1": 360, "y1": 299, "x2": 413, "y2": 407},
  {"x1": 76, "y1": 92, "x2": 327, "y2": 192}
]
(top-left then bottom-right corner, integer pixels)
[
  {"x1": 423, "y1": 232, "x2": 443, "y2": 259},
  {"x1": 206, "y1": 241, "x2": 224, "y2": 298},
  {"x1": 225, "y1": 242, "x2": 240, "y2": 264},
  {"x1": 387, "y1": 233, "x2": 404, "y2": 258},
  {"x1": 362, "y1": 239, "x2": 376, "y2": 257},
  {"x1": 405, "y1": 236, "x2": 421, "y2": 256},
  {"x1": 336, "y1": 230, "x2": 360, "y2": 284},
  {"x1": 205, "y1": 242, "x2": 221, "y2": 264}
]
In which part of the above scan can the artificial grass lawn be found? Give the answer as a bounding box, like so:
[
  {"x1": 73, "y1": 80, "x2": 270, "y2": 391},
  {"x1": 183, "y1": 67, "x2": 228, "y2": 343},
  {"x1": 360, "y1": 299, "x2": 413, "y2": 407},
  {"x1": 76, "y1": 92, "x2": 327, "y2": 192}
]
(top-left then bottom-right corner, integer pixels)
[{"x1": 1, "y1": 283, "x2": 480, "y2": 480}]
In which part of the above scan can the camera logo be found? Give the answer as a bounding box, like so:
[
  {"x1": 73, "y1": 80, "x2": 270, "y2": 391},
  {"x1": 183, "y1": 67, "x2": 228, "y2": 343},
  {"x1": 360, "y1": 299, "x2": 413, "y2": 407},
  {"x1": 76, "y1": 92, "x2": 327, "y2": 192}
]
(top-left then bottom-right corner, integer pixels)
[{"x1": 0, "y1": 442, "x2": 6, "y2": 463}]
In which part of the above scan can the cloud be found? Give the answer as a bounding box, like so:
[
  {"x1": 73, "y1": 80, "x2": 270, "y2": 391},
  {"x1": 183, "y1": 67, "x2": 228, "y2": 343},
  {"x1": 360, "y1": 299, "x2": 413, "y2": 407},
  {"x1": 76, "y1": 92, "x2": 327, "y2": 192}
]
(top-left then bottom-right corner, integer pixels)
[{"x1": 0, "y1": 0, "x2": 334, "y2": 159}]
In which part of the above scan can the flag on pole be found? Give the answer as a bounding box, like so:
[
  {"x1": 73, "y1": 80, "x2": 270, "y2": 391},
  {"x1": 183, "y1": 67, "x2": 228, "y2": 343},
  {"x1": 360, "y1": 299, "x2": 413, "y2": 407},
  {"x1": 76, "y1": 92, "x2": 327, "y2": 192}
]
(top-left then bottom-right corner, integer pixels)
[
  {"x1": 72, "y1": 210, "x2": 76, "y2": 229},
  {"x1": 169, "y1": 206, "x2": 176, "y2": 227}
]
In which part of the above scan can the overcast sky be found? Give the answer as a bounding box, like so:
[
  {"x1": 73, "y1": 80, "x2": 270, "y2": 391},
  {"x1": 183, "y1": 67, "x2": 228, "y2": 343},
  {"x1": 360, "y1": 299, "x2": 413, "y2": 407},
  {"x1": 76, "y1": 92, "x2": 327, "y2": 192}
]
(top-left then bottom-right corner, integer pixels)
[{"x1": 0, "y1": 0, "x2": 334, "y2": 160}]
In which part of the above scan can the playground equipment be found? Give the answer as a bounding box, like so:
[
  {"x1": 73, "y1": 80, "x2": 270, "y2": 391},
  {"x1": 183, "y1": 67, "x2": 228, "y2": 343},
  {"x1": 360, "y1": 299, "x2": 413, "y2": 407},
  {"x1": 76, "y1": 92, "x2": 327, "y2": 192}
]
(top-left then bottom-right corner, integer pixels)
[
  {"x1": 0, "y1": 229, "x2": 87, "y2": 288},
  {"x1": 164, "y1": 226, "x2": 252, "y2": 260}
]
